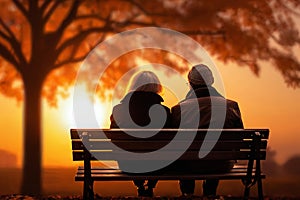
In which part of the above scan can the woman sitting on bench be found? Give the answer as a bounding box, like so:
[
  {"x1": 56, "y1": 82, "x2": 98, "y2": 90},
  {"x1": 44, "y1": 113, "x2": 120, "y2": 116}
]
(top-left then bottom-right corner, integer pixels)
[{"x1": 109, "y1": 71, "x2": 171, "y2": 197}]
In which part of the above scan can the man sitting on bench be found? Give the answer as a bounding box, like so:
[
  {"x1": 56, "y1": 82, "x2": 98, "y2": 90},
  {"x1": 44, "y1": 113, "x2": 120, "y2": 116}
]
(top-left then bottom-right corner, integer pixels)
[{"x1": 170, "y1": 64, "x2": 244, "y2": 197}]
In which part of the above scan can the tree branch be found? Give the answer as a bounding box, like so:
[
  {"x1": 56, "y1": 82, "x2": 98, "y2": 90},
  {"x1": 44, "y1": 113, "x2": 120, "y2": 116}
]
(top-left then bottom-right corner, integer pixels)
[
  {"x1": 54, "y1": 54, "x2": 88, "y2": 69},
  {"x1": 0, "y1": 29, "x2": 11, "y2": 42},
  {"x1": 0, "y1": 43, "x2": 20, "y2": 69},
  {"x1": 75, "y1": 14, "x2": 107, "y2": 23},
  {"x1": 43, "y1": 0, "x2": 60, "y2": 24},
  {"x1": 56, "y1": 26, "x2": 113, "y2": 56},
  {"x1": 277, "y1": 0, "x2": 300, "y2": 17},
  {"x1": 127, "y1": 0, "x2": 151, "y2": 15},
  {"x1": 180, "y1": 29, "x2": 226, "y2": 36},
  {"x1": 126, "y1": 0, "x2": 166, "y2": 16},
  {"x1": 12, "y1": 0, "x2": 29, "y2": 20},
  {"x1": 54, "y1": 32, "x2": 107, "y2": 69},
  {"x1": 0, "y1": 18, "x2": 15, "y2": 38},
  {"x1": 0, "y1": 18, "x2": 27, "y2": 66},
  {"x1": 110, "y1": 12, "x2": 158, "y2": 28},
  {"x1": 74, "y1": 13, "x2": 157, "y2": 27},
  {"x1": 40, "y1": 0, "x2": 52, "y2": 13},
  {"x1": 56, "y1": 0, "x2": 81, "y2": 34}
]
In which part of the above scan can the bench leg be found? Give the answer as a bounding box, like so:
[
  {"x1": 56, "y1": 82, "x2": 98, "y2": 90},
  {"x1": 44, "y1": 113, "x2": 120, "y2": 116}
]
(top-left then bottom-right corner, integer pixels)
[
  {"x1": 257, "y1": 178, "x2": 263, "y2": 200},
  {"x1": 243, "y1": 186, "x2": 250, "y2": 200},
  {"x1": 83, "y1": 179, "x2": 94, "y2": 200}
]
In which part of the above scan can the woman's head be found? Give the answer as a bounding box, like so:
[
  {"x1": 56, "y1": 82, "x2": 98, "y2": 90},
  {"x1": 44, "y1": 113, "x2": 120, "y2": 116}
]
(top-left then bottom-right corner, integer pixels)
[{"x1": 128, "y1": 71, "x2": 162, "y2": 93}]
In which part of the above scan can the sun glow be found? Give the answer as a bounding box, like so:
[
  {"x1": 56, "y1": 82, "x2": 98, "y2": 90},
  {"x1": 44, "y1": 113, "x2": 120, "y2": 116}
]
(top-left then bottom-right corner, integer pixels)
[
  {"x1": 65, "y1": 85, "x2": 109, "y2": 128},
  {"x1": 42, "y1": 85, "x2": 111, "y2": 166},
  {"x1": 55, "y1": 85, "x2": 110, "y2": 129}
]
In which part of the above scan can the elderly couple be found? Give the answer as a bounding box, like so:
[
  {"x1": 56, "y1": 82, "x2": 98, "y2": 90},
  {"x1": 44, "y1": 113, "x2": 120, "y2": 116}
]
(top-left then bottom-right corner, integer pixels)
[{"x1": 110, "y1": 64, "x2": 244, "y2": 197}]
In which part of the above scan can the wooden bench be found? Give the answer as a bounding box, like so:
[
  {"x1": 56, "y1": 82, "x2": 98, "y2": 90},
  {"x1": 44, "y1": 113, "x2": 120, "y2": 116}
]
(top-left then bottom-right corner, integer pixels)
[{"x1": 70, "y1": 129, "x2": 269, "y2": 200}]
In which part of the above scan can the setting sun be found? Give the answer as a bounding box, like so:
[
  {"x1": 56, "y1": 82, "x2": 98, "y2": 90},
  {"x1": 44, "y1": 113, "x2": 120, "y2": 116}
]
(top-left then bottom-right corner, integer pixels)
[
  {"x1": 41, "y1": 85, "x2": 111, "y2": 167},
  {"x1": 58, "y1": 85, "x2": 110, "y2": 129}
]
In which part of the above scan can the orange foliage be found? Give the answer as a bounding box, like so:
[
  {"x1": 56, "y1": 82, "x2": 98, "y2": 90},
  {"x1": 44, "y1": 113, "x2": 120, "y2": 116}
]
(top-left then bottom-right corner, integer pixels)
[
  {"x1": 0, "y1": 63, "x2": 23, "y2": 101},
  {"x1": 0, "y1": 0, "x2": 299, "y2": 106}
]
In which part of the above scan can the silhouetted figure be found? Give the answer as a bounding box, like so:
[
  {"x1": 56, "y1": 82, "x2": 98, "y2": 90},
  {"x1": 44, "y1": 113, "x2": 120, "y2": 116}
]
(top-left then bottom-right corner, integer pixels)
[
  {"x1": 110, "y1": 71, "x2": 171, "y2": 197},
  {"x1": 171, "y1": 64, "x2": 244, "y2": 197}
]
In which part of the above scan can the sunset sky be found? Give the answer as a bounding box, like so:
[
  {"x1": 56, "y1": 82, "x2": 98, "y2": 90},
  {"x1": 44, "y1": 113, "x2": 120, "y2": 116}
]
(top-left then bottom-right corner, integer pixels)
[
  {"x1": 0, "y1": 0, "x2": 300, "y2": 173},
  {"x1": 0, "y1": 56, "x2": 299, "y2": 167}
]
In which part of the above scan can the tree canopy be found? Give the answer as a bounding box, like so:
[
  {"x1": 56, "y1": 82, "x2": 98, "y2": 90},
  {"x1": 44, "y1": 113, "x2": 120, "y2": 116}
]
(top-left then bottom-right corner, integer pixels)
[{"x1": 0, "y1": 0, "x2": 299, "y2": 106}]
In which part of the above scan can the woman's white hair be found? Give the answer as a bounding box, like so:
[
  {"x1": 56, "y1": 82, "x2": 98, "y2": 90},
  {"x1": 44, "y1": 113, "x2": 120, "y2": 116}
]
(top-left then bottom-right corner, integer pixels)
[{"x1": 128, "y1": 71, "x2": 162, "y2": 93}]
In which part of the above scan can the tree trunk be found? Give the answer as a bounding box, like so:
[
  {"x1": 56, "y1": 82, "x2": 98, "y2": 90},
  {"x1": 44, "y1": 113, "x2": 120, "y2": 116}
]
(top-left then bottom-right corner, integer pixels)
[{"x1": 20, "y1": 77, "x2": 43, "y2": 195}]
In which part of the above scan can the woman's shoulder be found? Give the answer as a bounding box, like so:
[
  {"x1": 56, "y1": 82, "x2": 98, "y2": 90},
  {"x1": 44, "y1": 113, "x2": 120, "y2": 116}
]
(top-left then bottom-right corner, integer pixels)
[{"x1": 121, "y1": 91, "x2": 164, "y2": 103}]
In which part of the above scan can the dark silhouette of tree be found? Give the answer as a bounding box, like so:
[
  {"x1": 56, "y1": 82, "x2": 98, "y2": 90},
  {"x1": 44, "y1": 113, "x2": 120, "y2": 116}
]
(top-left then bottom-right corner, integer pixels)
[
  {"x1": 0, "y1": 0, "x2": 299, "y2": 194},
  {"x1": 282, "y1": 155, "x2": 300, "y2": 175}
]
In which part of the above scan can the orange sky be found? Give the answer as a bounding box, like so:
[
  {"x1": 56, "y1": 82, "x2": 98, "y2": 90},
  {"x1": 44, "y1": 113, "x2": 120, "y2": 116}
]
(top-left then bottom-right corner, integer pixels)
[{"x1": 0, "y1": 59, "x2": 300, "y2": 167}]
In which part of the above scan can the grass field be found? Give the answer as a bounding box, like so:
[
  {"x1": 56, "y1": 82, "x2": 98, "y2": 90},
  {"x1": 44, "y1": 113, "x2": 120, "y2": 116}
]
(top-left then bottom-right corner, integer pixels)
[{"x1": 0, "y1": 168, "x2": 299, "y2": 198}]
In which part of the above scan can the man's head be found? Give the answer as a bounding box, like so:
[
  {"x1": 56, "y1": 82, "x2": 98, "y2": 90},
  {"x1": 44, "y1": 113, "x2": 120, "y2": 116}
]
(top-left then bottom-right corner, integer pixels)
[{"x1": 188, "y1": 64, "x2": 214, "y2": 88}]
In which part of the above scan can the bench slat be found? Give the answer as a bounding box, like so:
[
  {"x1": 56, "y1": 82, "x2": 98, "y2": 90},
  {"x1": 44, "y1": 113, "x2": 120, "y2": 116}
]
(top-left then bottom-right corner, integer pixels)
[
  {"x1": 72, "y1": 140, "x2": 267, "y2": 151},
  {"x1": 75, "y1": 164, "x2": 265, "y2": 180},
  {"x1": 75, "y1": 171, "x2": 265, "y2": 181},
  {"x1": 72, "y1": 150, "x2": 266, "y2": 161},
  {"x1": 76, "y1": 167, "x2": 258, "y2": 174},
  {"x1": 70, "y1": 129, "x2": 269, "y2": 140},
  {"x1": 77, "y1": 165, "x2": 252, "y2": 170}
]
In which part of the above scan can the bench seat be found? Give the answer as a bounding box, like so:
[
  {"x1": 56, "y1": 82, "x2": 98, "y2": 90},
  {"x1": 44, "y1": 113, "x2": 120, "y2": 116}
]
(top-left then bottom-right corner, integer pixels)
[{"x1": 75, "y1": 165, "x2": 265, "y2": 181}]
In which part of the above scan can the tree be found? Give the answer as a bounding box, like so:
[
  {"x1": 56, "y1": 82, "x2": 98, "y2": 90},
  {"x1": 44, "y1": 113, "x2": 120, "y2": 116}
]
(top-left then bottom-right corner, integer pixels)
[{"x1": 0, "y1": 0, "x2": 299, "y2": 195}]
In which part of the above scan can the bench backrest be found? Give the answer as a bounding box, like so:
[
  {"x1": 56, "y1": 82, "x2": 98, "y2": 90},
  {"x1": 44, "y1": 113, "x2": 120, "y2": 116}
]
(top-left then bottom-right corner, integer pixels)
[{"x1": 70, "y1": 129, "x2": 269, "y2": 162}]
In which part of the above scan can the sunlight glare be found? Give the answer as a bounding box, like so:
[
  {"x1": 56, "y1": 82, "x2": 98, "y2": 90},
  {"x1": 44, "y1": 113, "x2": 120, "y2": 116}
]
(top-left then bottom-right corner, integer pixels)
[{"x1": 61, "y1": 85, "x2": 108, "y2": 128}]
